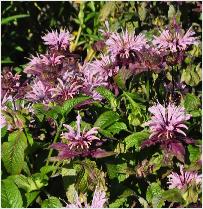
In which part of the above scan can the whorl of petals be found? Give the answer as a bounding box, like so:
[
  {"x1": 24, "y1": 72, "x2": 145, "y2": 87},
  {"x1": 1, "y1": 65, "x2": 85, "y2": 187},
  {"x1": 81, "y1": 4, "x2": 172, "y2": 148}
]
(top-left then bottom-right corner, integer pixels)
[
  {"x1": 106, "y1": 30, "x2": 147, "y2": 59},
  {"x1": 145, "y1": 103, "x2": 191, "y2": 139},
  {"x1": 61, "y1": 112, "x2": 100, "y2": 150},
  {"x1": 42, "y1": 29, "x2": 73, "y2": 50},
  {"x1": 153, "y1": 27, "x2": 198, "y2": 52},
  {"x1": 168, "y1": 165, "x2": 202, "y2": 190},
  {"x1": 26, "y1": 80, "x2": 51, "y2": 103}
]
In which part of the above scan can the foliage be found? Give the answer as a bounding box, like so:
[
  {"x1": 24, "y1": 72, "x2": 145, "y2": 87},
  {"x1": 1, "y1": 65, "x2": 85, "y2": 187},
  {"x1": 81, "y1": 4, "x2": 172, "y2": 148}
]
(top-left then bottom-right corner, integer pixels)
[{"x1": 1, "y1": 1, "x2": 202, "y2": 208}]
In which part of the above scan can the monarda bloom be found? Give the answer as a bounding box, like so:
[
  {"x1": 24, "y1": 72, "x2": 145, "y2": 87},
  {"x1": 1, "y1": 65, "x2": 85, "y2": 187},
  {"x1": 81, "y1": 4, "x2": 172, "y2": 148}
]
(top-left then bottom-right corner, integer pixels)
[
  {"x1": 153, "y1": 27, "x2": 198, "y2": 53},
  {"x1": 90, "y1": 55, "x2": 119, "y2": 80},
  {"x1": 26, "y1": 80, "x2": 51, "y2": 103},
  {"x1": 66, "y1": 186, "x2": 108, "y2": 208},
  {"x1": 51, "y1": 112, "x2": 110, "y2": 159},
  {"x1": 42, "y1": 29, "x2": 73, "y2": 50},
  {"x1": 82, "y1": 63, "x2": 108, "y2": 101},
  {"x1": 49, "y1": 78, "x2": 82, "y2": 102},
  {"x1": 142, "y1": 103, "x2": 192, "y2": 162},
  {"x1": 168, "y1": 165, "x2": 202, "y2": 190},
  {"x1": 106, "y1": 29, "x2": 146, "y2": 59}
]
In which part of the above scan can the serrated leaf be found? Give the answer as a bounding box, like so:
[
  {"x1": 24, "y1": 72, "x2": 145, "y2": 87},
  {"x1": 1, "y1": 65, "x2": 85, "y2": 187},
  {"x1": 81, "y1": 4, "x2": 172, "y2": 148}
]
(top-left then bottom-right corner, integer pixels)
[
  {"x1": 106, "y1": 163, "x2": 129, "y2": 183},
  {"x1": 41, "y1": 196, "x2": 62, "y2": 208},
  {"x1": 61, "y1": 96, "x2": 90, "y2": 115},
  {"x1": 1, "y1": 179, "x2": 23, "y2": 208},
  {"x1": 96, "y1": 86, "x2": 118, "y2": 111},
  {"x1": 40, "y1": 165, "x2": 56, "y2": 176},
  {"x1": 94, "y1": 111, "x2": 120, "y2": 129},
  {"x1": 162, "y1": 189, "x2": 185, "y2": 204},
  {"x1": 146, "y1": 182, "x2": 164, "y2": 208},
  {"x1": 124, "y1": 131, "x2": 149, "y2": 151},
  {"x1": 109, "y1": 189, "x2": 134, "y2": 208},
  {"x1": 188, "y1": 145, "x2": 201, "y2": 163},
  {"x1": 2, "y1": 130, "x2": 27, "y2": 175},
  {"x1": 106, "y1": 122, "x2": 127, "y2": 135},
  {"x1": 183, "y1": 93, "x2": 200, "y2": 112},
  {"x1": 12, "y1": 174, "x2": 48, "y2": 193},
  {"x1": 25, "y1": 191, "x2": 40, "y2": 207}
]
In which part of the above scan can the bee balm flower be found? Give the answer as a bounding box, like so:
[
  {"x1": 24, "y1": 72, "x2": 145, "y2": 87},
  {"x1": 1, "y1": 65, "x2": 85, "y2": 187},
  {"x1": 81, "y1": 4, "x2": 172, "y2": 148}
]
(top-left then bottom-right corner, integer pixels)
[
  {"x1": 168, "y1": 165, "x2": 202, "y2": 190},
  {"x1": 146, "y1": 103, "x2": 191, "y2": 140},
  {"x1": 42, "y1": 29, "x2": 73, "y2": 50},
  {"x1": 106, "y1": 30, "x2": 146, "y2": 59}
]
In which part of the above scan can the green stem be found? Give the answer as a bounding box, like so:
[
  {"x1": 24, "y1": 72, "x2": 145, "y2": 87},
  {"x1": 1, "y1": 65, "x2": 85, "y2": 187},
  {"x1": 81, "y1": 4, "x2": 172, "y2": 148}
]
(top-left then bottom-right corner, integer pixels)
[
  {"x1": 72, "y1": 25, "x2": 82, "y2": 52},
  {"x1": 46, "y1": 117, "x2": 65, "y2": 166}
]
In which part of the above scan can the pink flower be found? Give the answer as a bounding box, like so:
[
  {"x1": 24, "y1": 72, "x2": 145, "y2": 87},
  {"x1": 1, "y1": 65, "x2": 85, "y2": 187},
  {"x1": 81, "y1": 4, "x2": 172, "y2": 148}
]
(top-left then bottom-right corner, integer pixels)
[
  {"x1": 106, "y1": 30, "x2": 147, "y2": 59},
  {"x1": 26, "y1": 80, "x2": 51, "y2": 103},
  {"x1": 90, "y1": 55, "x2": 119, "y2": 80},
  {"x1": 66, "y1": 186, "x2": 107, "y2": 208},
  {"x1": 41, "y1": 54, "x2": 65, "y2": 66},
  {"x1": 82, "y1": 63, "x2": 108, "y2": 100},
  {"x1": 49, "y1": 78, "x2": 82, "y2": 101},
  {"x1": 153, "y1": 27, "x2": 198, "y2": 53},
  {"x1": 61, "y1": 112, "x2": 100, "y2": 150},
  {"x1": 145, "y1": 103, "x2": 191, "y2": 140},
  {"x1": 24, "y1": 54, "x2": 44, "y2": 75},
  {"x1": 42, "y1": 29, "x2": 73, "y2": 50},
  {"x1": 168, "y1": 165, "x2": 202, "y2": 190}
]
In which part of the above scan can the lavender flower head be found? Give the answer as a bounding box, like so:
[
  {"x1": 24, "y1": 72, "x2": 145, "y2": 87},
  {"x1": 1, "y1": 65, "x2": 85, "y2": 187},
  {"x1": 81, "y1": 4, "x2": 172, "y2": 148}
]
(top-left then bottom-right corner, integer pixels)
[
  {"x1": 145, "y1": 103, "x2": 191, "y2": 140},
  {"x1": 90, "y1": 55, "x2": 119, "y2": 80},
  {"x1": 61, "y1": 112, "x2": 100, "y2": 150},
  {"x1": 106, "y1": 29, "x2": 146, "y2": 59},
  {"x1": 66, "y1": 186, "x2": 107, "y2": 208},
  {"x1": 49, "y1": 78, "x2": 82, "y2": 101},
  {"x1": 82, "y1": 63, "x2": 108, "y2": 101},
  {"x1": 42, "y1": 29, "x2": 73, "y2": 50},
  {"x1": 168, "y1": 165, "x2": 202, "y2": 190},
  {"x1": 26, "y1": 80, "x2": 51, "y2": 103},
  {"x1": 153, "y1": 27, "x2": 198, "y2": 53}
]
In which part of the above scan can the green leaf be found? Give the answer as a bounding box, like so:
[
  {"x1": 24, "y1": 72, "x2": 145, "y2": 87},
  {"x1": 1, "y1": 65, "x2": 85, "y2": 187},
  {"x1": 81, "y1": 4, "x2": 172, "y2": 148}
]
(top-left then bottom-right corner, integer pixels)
[
  {"x1": 106, "y1": 122, "x2": 127, "y2": 135},
  {"x1": 41, "y1": 196, "x2": 62, "y2": 208},
  {"x1": 12, "y1": 174, "x2": 48, "y2": 193},
  {"x1": 61, "y1": 96, "x2": 90, "y2": 116},
  {"x1": 99, "y1": 2, "x2": 116, "y2": 22},
  {"x1": 146, "y1": 182, "x2": 164, "y2": 208},
  {"x1": 25, "y1": 191, "x2": 40, "y2": 207},
  {"x1": 124, "y1": 131, "x2": 149, "y2": 151},
  {"x1": 94, "y1": 111, "x2": 120, "y2": 129},
  {"x1": 188, "y1": 145, "x2": 201, "y2": 163},
  {"x1": 106, "y1": 163, "x2": 129, "y2": 183},
  {"x1": 183, "y1": 93, "x2": 201, "y2": 112},
  {"x1": 1, "y1": 178, "x2": 23, "y2": 208},
  {"x1": 96, "y1": 86, "x2": 118, "y2": 111},
  {"x1": 181, "y1": 64, "x2": 202, "y2": 86},
  {"x1": 2, "y1": 14, "x2": 30, "y2": 25},
  {"x1": 40, "y1": 165, "x2": 56, "y2": 176},
  {"x1": 2, "y1": 130, "x2": 27, "y2": 175},
  {"x1": 162, "y1": 189, "x2": 185, "y2": 204},
  {"x1": 109, "y1": 189, "x2": 134, "y2": 208}
]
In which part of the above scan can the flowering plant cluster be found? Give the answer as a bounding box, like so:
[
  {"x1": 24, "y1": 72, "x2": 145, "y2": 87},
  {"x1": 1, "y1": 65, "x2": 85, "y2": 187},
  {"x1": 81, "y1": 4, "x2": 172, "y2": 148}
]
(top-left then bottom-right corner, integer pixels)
[{"x1": 1, "y1": 2, "x2": 202, "y2": 208}]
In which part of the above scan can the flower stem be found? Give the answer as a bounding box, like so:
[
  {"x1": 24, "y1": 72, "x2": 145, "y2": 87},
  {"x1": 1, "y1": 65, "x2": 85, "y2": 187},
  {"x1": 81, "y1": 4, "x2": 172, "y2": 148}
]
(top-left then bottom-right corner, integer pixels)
[{"x1": 46, "y1": 117, "x2": 65, "y2": 166}]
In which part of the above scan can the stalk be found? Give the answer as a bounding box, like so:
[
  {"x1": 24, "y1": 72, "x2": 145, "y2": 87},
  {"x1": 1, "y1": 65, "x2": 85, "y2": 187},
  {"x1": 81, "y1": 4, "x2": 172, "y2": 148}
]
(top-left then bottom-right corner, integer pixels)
[{"x1": 46, "y1": 116, "x2": 65, "y2": 166}]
